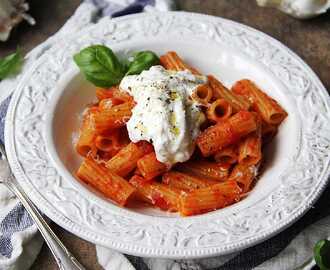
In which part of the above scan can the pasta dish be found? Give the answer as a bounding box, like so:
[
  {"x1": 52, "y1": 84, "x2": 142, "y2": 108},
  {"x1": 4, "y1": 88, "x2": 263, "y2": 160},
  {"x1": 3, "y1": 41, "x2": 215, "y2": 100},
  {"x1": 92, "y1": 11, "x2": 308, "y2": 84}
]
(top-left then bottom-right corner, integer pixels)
[{"x1": 74, "y1": 49, "x2": 287, "y2": 216}]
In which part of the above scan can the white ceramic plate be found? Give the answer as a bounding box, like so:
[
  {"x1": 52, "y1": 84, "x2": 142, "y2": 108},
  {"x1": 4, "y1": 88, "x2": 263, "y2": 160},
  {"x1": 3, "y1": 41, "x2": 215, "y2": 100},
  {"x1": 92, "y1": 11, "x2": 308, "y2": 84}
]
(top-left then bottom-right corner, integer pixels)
[{"x1": 5, "y1": 12, "x2": 330, "y2": 258}]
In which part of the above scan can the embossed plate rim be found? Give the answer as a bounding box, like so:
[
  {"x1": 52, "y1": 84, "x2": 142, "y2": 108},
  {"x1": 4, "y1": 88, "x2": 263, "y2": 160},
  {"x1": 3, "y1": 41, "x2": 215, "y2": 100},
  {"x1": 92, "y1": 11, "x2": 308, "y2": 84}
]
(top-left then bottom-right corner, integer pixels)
[{"x1": 5, "y1": 11, "x2": 330, "y2": 258}]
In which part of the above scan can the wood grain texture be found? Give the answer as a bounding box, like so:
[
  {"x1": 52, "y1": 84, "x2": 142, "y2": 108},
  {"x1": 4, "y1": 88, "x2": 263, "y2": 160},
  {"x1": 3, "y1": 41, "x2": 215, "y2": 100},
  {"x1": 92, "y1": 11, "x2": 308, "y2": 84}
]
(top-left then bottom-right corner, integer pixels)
[
  {"x1": 0, "y1": 0, "x2": 327, "y2": 269},
  {"x1": 177, "y1": 0, "x2": 330, "y2": 92}
]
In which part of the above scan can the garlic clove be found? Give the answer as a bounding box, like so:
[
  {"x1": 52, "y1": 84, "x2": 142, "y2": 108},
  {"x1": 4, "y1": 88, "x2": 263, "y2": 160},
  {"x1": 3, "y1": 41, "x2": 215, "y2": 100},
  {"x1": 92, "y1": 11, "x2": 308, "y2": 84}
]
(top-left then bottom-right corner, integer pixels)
[
  {"x1": 0, "y1": 0, "x2": 35, "y2": 42},
  {"x1": 256, "y1": 0, "x2": 330, "y2": 19}
]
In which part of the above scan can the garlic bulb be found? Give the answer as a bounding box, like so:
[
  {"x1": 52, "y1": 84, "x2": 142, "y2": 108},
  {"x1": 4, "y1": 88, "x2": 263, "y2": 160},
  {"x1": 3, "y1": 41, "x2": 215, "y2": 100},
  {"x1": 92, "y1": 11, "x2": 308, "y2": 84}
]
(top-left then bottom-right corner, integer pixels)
[
  {"x1": 257, "y1": 0, "x2": 330, "y2": 19},
  {"x1": 0, "y1": 0, "x2": 35, "y2": 42}
]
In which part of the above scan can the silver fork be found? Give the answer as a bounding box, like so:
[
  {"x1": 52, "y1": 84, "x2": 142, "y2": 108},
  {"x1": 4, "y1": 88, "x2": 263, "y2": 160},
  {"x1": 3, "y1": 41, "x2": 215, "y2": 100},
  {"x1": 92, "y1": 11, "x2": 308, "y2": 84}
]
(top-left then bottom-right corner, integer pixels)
[{"x1": 0, "y1": 143, "x2": 86, "y2": 270}]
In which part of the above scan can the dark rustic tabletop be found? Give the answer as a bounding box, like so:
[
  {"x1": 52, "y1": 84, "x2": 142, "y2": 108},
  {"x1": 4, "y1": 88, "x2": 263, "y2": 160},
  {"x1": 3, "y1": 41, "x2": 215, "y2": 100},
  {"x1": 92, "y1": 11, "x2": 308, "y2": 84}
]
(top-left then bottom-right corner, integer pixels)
[{"x1": 0, "y1": 1, "x2": 329, "y2": 269}]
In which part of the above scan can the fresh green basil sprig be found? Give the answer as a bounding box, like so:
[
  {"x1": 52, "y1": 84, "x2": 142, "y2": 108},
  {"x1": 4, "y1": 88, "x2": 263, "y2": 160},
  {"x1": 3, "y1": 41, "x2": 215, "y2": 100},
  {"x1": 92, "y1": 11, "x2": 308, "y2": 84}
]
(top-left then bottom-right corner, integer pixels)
[
  {"x1": 126, "y1": 51, "x2": 159, "y2": 75},
  {"x1": 73, "y1": 45, "x2": 159, "y2": 88},
  {"x1": 0, "y1": 48, "x2": 23, "y2": 80},
  {"x1": 73, "y1": 45, "x2": 127, "y2": 88},
  {"x1": 314, "y1": 239, "x2": 330, "y2": 270}
]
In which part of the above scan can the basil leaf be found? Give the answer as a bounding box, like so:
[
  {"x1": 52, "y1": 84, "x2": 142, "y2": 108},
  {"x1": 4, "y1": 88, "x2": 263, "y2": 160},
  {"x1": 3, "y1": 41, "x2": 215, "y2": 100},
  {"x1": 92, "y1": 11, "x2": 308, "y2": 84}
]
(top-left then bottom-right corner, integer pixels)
[
  {"x1": 126, "y1": 51, "x2": 159, "y2": 75},
  {"x1": 118, "y1": 56, "x2": 131, "y2": 73},
  {"x1": 314, "y1": 239, "x2": 330, "y2": 270},
  {"x1": 73, "y1": 45, "x2": 127, "y2": 88},
  {"x1": 0, "y1": 49, "x2": 23, "y2": 80}
]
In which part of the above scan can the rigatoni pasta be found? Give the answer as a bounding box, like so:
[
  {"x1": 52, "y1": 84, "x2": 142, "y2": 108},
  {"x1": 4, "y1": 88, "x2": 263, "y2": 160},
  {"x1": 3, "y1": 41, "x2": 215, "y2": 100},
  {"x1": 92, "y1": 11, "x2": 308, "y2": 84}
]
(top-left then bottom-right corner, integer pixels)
[
  {"x1": 106, "y1": 141, "x2": 153, "y2": 177},
  {"x1": 74, "y1": 50, "x2": 287, "y2": 216},
  {"x1": 159, "y1": 51, "x2": 201, "y2": 75},
  {"x1": 130, "y1": 175, "x2": 180, "y2": 211},
  {"x1": 162, "y1": 171, "x2": 217, "y2": 192},
  {"x1": 228, "y1": 163, "x2": 257, "y2": 193},
  {"x1": 77, "y1": 158, "x2": 135, "y2": 206},
  {"x1": 95, "y1": 131, "x2": 120, "y2": 153},
  {"x1": 232, "y1": 79, "x2": 287, "y2": 125},
  {"x1": 96, "y1": 86, "x2": 132, "y2": 103},
  {"x1": 76, "y1": 107, "x2": 98, "y2": 157},
  {"x1": 179, "y1": 181, "x2": 241, "y2": 216},
  {"x1": 94, "y1": 101, "x2": 134, "y2": 134},
  {"x1": 214, "y1": 145, "x2": 238, "y2": 164},
  {"x1": 176, "y1": 160, "x2": 229, "y2": 181},
  {"x1": 137, "y1": 152, "x2": 168, "y2": 180},
  {"x1": 238, "y1": 132, "x2": 262, "y2": 165},
  {"x1": 196, "y1": 111, "x2": 258, "y2": 156},
  {"x1": 208, "y1": 75, "x2": 251, "y2": 112},
  {"x1": 96, "y1": 87, "x2": 115, "y2": 101},
  {"x1": 238, "y1": 117, "x2": 262, "y2": 165},
  {"x1": 192, "y1": 84, "x2": 213, "y2": 105},
  {"x1": 206, "y1": 98, "x2": 232, "y2": 123}
]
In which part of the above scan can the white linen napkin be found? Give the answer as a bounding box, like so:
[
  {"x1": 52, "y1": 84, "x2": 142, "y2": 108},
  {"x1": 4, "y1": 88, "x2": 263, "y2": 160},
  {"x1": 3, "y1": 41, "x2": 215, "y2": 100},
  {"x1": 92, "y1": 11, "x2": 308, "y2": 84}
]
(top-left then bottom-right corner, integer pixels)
[{"x1": 0, "y1": 189, "x2": 43, "y2": 270}]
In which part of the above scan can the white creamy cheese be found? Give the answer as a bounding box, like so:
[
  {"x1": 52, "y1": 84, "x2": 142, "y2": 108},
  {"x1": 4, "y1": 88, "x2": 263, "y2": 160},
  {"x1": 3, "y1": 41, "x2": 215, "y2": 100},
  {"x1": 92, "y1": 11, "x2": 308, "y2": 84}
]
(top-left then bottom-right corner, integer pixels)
[{"x1": 120, "y1": 65, "x2": 206, "y2": 166}]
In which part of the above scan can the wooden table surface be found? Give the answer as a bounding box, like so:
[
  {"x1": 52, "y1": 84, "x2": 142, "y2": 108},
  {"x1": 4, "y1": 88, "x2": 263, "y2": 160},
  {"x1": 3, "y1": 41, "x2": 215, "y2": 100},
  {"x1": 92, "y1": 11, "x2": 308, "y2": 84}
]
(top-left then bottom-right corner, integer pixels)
[{"x1": 0, "y1": 1, "x2": 329, "y2": 269}]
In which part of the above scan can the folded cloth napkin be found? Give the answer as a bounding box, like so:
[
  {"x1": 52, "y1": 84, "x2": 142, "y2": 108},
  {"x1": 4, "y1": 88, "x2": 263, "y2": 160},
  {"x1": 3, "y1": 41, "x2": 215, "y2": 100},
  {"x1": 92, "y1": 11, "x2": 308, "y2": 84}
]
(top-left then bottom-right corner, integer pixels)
[{"x1": 0, "y1": 1, "x2": 329, "y2": 270}]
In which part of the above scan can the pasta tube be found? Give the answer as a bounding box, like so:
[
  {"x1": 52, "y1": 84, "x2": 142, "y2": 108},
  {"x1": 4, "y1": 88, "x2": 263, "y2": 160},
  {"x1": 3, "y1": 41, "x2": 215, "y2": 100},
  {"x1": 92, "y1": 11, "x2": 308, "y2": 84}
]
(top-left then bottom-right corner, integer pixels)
[
  {"x1": 232, "y1": 79, "x2": 287, "y2": 125},
  {"x1": 206, "y1": 98, "x2": 233, "y2": 123},
  {"x1": 179, "y1": 181, "x2": 241, "y2": 216},
  {"x1": 77, "y1": 158, "x2": 135, "y2": 206},
  {"x1": 130, "y1": 175, "x2": 180, "y2": 211},
  {"x1": 76, "y1": 107, "x2": 98, "y2": 157},
  {"x1": 208, "y1": 75, "x2": 250, "y2": 112},
  {"x1": 159, "y1": 51, "x2": 201, "y2": 75},
  {"x1": 192, "y1": 84, "x2": 213, "y2": 105},
  {"x1": 137, "y1": 152, "x2": 168, "y2": 180},
  {"x1": 162, "y1": 171, "x2": 217, "y2": 192},
  {"x1": 197, "y1": 111, "x2": 257, "y2": 156},
  {"x1": 95, "y1": 101, "x2": 134, "y2": 134},
  {"x1": 106, "y1": 141, "x2": 153, "y2": 177},
  {"x1": 177, "y1": 160, "x2": 229, "y2": 181},
  {"x1": 228, "y1": 163, "x2": 257, "y2": 193},
  {"x1": 214, "y1": 145, "x2": 238, "y2": 164}
]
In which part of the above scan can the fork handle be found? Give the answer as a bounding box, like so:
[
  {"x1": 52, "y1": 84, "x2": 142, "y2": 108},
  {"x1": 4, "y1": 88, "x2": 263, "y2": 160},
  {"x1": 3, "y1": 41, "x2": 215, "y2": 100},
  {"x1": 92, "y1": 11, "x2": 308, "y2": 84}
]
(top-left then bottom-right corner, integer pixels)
[{"x1": 5, "y1": 177, "x2": 86, "y2": 270}]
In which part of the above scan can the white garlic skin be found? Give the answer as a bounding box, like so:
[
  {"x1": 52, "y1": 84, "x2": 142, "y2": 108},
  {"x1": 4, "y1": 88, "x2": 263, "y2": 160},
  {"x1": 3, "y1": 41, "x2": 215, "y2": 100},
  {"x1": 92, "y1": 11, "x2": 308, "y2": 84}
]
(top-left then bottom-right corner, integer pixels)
[
  {"x1": 257, "y1": 0, "x2": 330, "y2": 19},
  {"x1": 0, "y1": 0, "x2": 35, "y2": 42}
]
